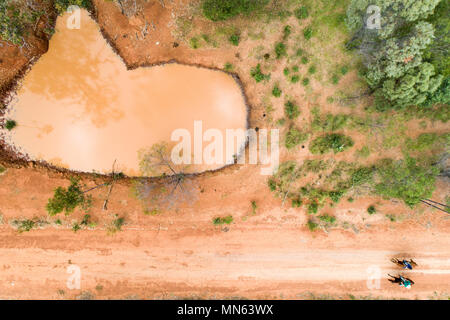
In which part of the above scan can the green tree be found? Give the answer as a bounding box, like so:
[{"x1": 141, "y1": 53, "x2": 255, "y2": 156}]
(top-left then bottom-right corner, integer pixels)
[
  {"x1": 46, "y1": 178, "x2": 92, "y2": 216},
  {"x1": 375, "y1": 157, "x2": 439, "y2": 207}
]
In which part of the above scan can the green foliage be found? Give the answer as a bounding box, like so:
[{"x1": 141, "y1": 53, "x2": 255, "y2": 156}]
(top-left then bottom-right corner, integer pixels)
[
  {"x1": 272, "y1": 85, "x2": 282, "y2": 97},
  {"x1": 311, "y1": 109, "x2": 350, "y2": 132},
  {"x1": 0, "y1": 166, "x2": 5, "y2": 174},
  {"x1": 331, "y1": 74, "x2": 339, "y2": 84},
  {"x1": 16, "y1": 219, "x2": 35, "y2": 233},
  {"x1": 290, "y1": 75, "x2": 300, "y2": 83},
  {"x1": 319, "y1": 213, "x2": 336, "y2": 225},
  {"x1": 283, "y1": 25, "x2": 292, "y2": 39},
  {"x1": 302, "y1": 78, "x2": 310, "y2": 86},
  {"x1": 268, "y1": 161, "x2": 301, "y2": 199},
  {"x1": 346, "y1": 0, "x2": 446, "y2": 109},
  {"x1": 0, "y1": 1, "x2": 35, "y2": 45},
  {"x1": 213, "y1": 215, "x2": 233, "y2": 225},
  {"x1": 55, "y1": 0, "x2": 92, "y2": 15},
  {"x1": 379, "y1": 63, "x2": 444, "y2": 109},
  {"x1": 307, "y1": 219, "x2": 319, "y2": 231},
  {"x1": 285, "y1": 127, "x2": 308, "y2": 149},
  {"x1": 224, "y1": 62, "x2": 233, "y2": 71},
  {"x1": 375, "y1": 157, "x2": 439, "y2": 207},
  {"x1": 308, "y1": 66, "x2": 317, "y2": 74},
  {"x1": 251, "y1": 64, "x2": 271, "y2": 82},
  {"x1": 229, "y1": 33, "x2": 240, "y2": 46},
  {"x1": 307, "y1": 201, "x2": 319, "y2": 214},
  {"x1": 284, "y1": 100, "x2": 300, "y2": 119},
  {"x1": 46, "y1": 178, "x2": 90, "y2": 216},
  {"x1": 301, "y1": 56, "x2": 309, "y2": 64},
  {"x1": 405, "y1": 133, "x2": 439, "y2": 152},
  {"x1": 294, "y1": 6, "x2": 308, "y2": 20},
  {"x1": 340, "y1": 65, "x2": 349, "y2": 75},
  {"x1": 251, "y1": 201, "x2": 257, "y2": 214},
  {"x1": 189, "y1": 37, "x2": 200, "y2": 49},
  {"x1": 309, "y1": 134, "x2": 354, "y2": 154},
  {"x1": 107, "y1": 215, "x2": 125, "y2": 234},
  {"x1": 202, "y1": 0, "x2": 269, "y2": 21},
  {"x1": 303, "y1": 26, "x2": 313, "y2": 40},
  {"x1": 275, "y1": 42, "x2": 287, "y2": 59},
  {"x1": 367, "y1": 205, "x2": 376, "y2": 215},
  {"x1": 5, "y1": 120, "x2": 16, "y2": 130},
  {"x1": 292, "y1": 198, "x2": 302, "y2": 208},
  {"x1": 72, "y1": 223, "x2": 81, "y2": 233},
  {"x1": 328, "y1": 190, "x2": 344, "y2": 203}
]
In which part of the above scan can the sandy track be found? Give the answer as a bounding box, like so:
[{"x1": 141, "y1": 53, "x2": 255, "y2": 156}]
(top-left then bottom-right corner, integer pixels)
[{"x1": 1, "y1": 222, "x2": 449, "y2": 300}]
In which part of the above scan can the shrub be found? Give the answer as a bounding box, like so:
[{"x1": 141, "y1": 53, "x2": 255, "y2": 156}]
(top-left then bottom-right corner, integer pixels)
[
  {"x1": 331, "y1": 74, "x2": 339, "y2": 84},
  {"x1": 292, "y1": 65, "x2": 299, "y2": 72},
  {"x1": 301, "y1": 56, "x2": 308, "y2": 64},
  {"x1": 213, "y1": 215, "x2": 233, "y2": 225},
  {"x1": 5, "y1": 120, "x2": 16, "y2": 130},
  {"x1": 268, "y1": 178, "x2": 277, "y2": 191},
  {"x1": 290, "y1": 75, "x2": 300, "y2": 83},
  {"x1": 340, "y1": 66, "x2": 349, "y2": 75},
  {"x1": 46, "y1": 178, "x2": 90, "y2": 216},
  {"x1": 108, "y1": 215, "x2": 125, "y2": 234},
  {"x1": 272, "y1": 85, "x2": 282, "y2": 97},
  {"x1": 405, "y1": 133, "x2": 439, "y2": 152},
  {"x1": 202, "y1": 0, "x2": 269, "y2": 21},
  {"x1": 229, "y1": 33, "x2": 240, "y2": 46},
  {"x1": 303, "y1": 27, "x2": 312, "y2": 40},
  {"x1": 319, "y1": 213, "x2": 336, "y2": 225},
  {"x1": 284, "y1": 101, "x2": 300, "y2": 119},
  {"x1": 329, "y1": 190, "x2": 344, "y2": 203},
  {"x1": 224, "y1": 62, "x2": 233, "y2": 71},
  {"x1": 367, "y1": 205, "x2": 376, "y2": 215},
  {"x1": 307, "y1": 219, "x2": 318, "y2": 231},
  {"x1": 295, "y1": 48, "x2": 303, "y2": 57},
  {"x1": 72, "y1": 223, "x2": 81, "y2": 233},
  {"x1": 375, "y1": 157, "x2": 439, "y2": 207},
  {"x1": 275, "y1": 42, "x2": 287, "y2": 59},
  {"x1": 292, "y1": 198, "x2": 302, "y2": 207},
  {"x1": 283, "y1": 67, "x2": 290, "y2": 76},
  {"x1": 250, "y1": 64, "x2": 270, "y2": 82},
  {"x1": 294, "y1": 6, "x2": 308, "y2": 20},
  {"x1": 283, "y1": 25, "x2": 291, "y2": 39},
  {"x1": 309, "y1": 134, "x2": 354, "y2": 154},
  {"x1": 285, "y1": 127, "x2": 308, "y2": 149},
  {"x1": 307, "y1": 201, "x2": 318, "y2": 214},
  {"x1": 302, "y1": 78, "x2": 310, "y2": 86},
  {"x1": 15, "y1": 219, "x2": 35, "y2": 233},
  {"x1": 189, "y1": 37, "x2": 200, "y2": 49},
  {"x1": 308, "y1": 66, "x2": 316, "y2": 74},
  {"x1": 251, "y1": 201, "x2": 257, "y2": 214}
]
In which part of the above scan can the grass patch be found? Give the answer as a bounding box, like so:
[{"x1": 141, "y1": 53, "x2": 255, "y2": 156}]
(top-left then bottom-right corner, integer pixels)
[
  {"x1": 285, "y1": 127, "x2": 309, "y2": 149},
  {"x1": 213, "y1": 215, "x2": 233, "y2": 225},
  {"x1": 309, "y1": 134, "x2": 354, "y2": 154},
  {"x1": 284, "y1": 100, "x2": 300, "y2": 119}
]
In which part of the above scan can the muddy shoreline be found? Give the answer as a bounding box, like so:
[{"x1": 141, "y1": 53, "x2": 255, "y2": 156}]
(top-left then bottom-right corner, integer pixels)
[{"x1": 0, "y1": 7, "x2": 255, "y2": 183}]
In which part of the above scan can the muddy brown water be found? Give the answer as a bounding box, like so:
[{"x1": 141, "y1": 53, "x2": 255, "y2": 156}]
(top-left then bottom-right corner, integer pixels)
[{"x1": 1, "y1": 10, "x2": 248, "y2": 176}]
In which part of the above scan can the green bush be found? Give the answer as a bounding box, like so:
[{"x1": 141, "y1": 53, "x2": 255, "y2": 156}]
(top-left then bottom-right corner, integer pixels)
[
  {"x1": 375, "y1": 157, "x2": 439, "y2": 207},
  {"x1": 285, "y1": 127, "x2": 308, "y2": 149},
  {"x1": 290, "y1": 75, "x2": 300, "y2": 83},
  {"x1": 283, "y1": 25, "x2": 291, "y2": 39},
  {"x1": 319, "y1": 213, "x2": 336, "y2": 225},
  {"x1": 367, "y1": 205, "x2": 376, "y2": 215},
  {"x1": 294, "y1": 6, "x2": 308, "y2": 20},
  {"x1": 272, "y1": 85, "x2": 282, "y2": 97},
  {"x1": 5, "y1": 120, "x2": 16, "y2": 130},
  {"x1": 308, "y1": 66, "x2": 316, "y2": 74},
  {"x1": 292, "y1": 65, "x2": 299, "y2": 72},
  {"x1": 250, "y1": 64, "x2": 271, "y2": 82},
  {"x1": 307, "y1": 201, "x2": 319, "y2": 214},
  {"x1": 213, "y1": 215, "x2": 233, "y2": 225},
  {"x1": 189, "y1": 37, "x2": 200, "y2": 49},
  {"x1": 229, "y1": 33, "x2": 240, "y2": 46},
  {"x1": 46, "y1": 178, "x2": 90, "y2": 216},
  {"x1": 292, "y1": 198, "x2": 302, "y2": 207},
  {"x1": 302, "y1": 78, "x2": 310, "y2": 86},
  {"x1": 331, "y1": 74, "x2": 339, "y2": 84},
  {"x1": 309, "y1": 134, "x2": 354, "y2": 154},
  {"x1": 303, "y1": 27, "x2": 312, "y2": 40},
  {"x1": 340, "y1": 66, "x2": 349, "y2": 75},
  {"x1": 301, "y1": 56, "x2": 309, "y2": 64},
  {"x1": 224, "y1": 62, "x2": 233, "y2": 71},
  {"x1": 284, "y1": 101, "x2": 300, "y2": 119},
  {"x1": 283, "y1": 67, "x2": 290, "y2": 76},
  {"x1": 307, "y1": 219, "x2": 318, "y2": 231},
  {"x1": 405, "y1": 133, "x2": 439, "y2": 152},
  {"x1": 202, "y1": 0, "x2": 269, "y2": 21},
  {"x1": 275, "y1": 42, "x2": 287, "y2": 59}
]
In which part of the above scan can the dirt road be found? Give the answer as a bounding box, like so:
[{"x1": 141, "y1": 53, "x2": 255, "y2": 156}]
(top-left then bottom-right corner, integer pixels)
[{"x1": 1, "y1": 209, "x2": 449, "y2": 299}]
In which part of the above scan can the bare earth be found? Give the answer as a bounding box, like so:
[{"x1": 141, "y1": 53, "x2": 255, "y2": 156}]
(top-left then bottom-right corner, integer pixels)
[{"x1": 0, "y1": 0, "x2": 449, "y2": 299}]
